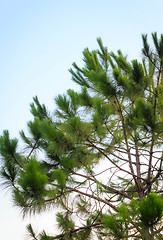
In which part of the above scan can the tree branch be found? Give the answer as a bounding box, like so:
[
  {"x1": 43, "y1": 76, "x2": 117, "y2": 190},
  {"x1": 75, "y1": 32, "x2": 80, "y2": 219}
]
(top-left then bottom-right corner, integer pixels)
[{"x1": 72, "y1": 171, "x2": 132, "y2": 200}]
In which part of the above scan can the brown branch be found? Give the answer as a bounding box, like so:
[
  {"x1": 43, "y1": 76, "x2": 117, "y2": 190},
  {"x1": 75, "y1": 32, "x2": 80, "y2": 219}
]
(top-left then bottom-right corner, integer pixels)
[
  {"x1": 23, "y1": 141, "x2": 38, "y2": 167},
  {"x1": 147, "y1": 138, "x2": 154, "y2": 191},
  {"x1": 71, "y1": 221, "x2": 103, "y2": 233},
  {"x1": 150, "y1": 155, "x2": 163, "y2": 185},
  {"x1": 147, "y1": 69, "x2": 161, "y2": 192},
  {"x1": 72, "y1": 171, "x2": 132, "y2": 200},
  {"x1": 147, "y1": 64, "x2": 162, "y2": 192},
  {"x1": 11, "y1": 153, "x2": 23, "y2": 169},
  {"x1": 143, "y1": 51, "x2": 161, "y2": 72},
  {"x1": 134, "y1": 139, "x2": 144, "y2": 199},
  {"x1": 53, "y1": 222, "x2": 104, "y2": 239},
  {"x1": 114, "y1": 97, "x2": 140, "y2": 192},
  {"x1": 45, "y1": 184, "x2": 118, "y2": 212},
  {"x1": 68, "y1": 187, "x2": 118, "y2": 212},
  {"x1": 102, "y1": 183, "x2": 132, "y2": 200},
  {"x1": 86, "y1": 138, "x2": 146, "y2": 182}
]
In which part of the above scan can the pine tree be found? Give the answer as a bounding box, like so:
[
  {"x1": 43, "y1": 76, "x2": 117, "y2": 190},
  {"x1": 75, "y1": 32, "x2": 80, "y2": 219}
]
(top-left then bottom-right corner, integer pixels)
[{"x1": 0, "y1": 33, "x2": 163, "y2": 239}]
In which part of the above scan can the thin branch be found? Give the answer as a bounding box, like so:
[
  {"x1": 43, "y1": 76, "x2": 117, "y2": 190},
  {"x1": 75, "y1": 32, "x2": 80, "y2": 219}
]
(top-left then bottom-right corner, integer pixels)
[
  {"x1": 68, "y1": 186, "x2": 118, "y2": 212},
  {"x1": 71, "y1": 221, "x2": 103, "y2": 233},
  {"x1": 150, "y1": 155, "x2": 163, "y2": 185},
  {"x1": 72, "y1": 171, "x2": 132, "y2": 200},
  {"x1": 44, "y1": 185, "x2": 118, "y2": 212},
  {"x1": 23, "y1": 140, "x2": 38, "y2": 167},
  {"x1": 86, "y1": 138, "x2": 146, "y2": 182},
  {"x1": 53, "y1": 222, "x2": 104, "y2": 239},
  {"x1": 11, "y1": 153, "x2": 24, "y2": 169},
  {"x1": 114, "y1": 97, "x2": 141, "y2": 193},
  {"x1": 134, "y1": 139, "x2": 144, "y2": 199}
]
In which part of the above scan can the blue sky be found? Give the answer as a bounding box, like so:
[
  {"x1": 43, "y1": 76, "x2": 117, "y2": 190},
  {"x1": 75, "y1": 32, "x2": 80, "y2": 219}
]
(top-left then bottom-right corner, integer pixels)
[{"x1": 0, "y1": 0, "x2": 163, "y2": 239}]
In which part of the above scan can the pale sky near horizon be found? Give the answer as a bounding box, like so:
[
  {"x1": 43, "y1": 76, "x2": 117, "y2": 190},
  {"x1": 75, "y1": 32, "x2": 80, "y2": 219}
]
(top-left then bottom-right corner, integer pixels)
[{"x1": 0, "y1": 0, "x2": 163, "y2": 239}]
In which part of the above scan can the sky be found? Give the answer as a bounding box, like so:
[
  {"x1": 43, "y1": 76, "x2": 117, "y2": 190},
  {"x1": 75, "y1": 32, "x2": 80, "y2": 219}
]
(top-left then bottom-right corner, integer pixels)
[{"x1": 0, "y1": 0, "x2": 163, "y2": 239}]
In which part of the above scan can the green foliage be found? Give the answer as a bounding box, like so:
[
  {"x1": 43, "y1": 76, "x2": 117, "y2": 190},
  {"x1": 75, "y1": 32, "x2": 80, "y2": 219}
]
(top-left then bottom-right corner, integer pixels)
[
  {"x1": 135, "y1": 97, "x2": 157, "y2": 132},
  {"x1": 0, "y1": 130, "x2": 18, "y2": 158},
  {"x1": 104, "y1": 193, "x2": 163, "y2": 239},
  {"x1": 13, "y1": 157, "x2": 48, "y2": 215},
  {"x1": 30, "y1": 96, "x2": 50, "y2": 120},
  {"x1": 18, "y1": 157, "x2": 48, "y2": 198},
  {"x1": 0, "y1": 130, "x2": 23, "y2": 187},
  {"x1": 40, "y1": 231, "x2": 55, "y2": 240},
  {"x1": 0, "y1": 32, "x2": 163, "y2": 239},
  {"x1": 56, "y1": 212, "x2": 75, "y2": 240},
  {"x1": 103, "y1": 215, "x2": 125, "y2": 239},
  {"x1": 139, "y1": 193, "x2": 163, "y2": 227},
  {"x1": 52, "y1": 169, "x2": 66, "y2": 188},
  {"x1": 27, "y1": 224, "x2": 38, "y2": 240}
]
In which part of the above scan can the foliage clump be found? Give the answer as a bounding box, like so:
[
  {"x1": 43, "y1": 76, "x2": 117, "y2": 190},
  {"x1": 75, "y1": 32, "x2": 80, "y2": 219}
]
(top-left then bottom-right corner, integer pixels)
[{"x1": 0, "y1": 33, "x2": 163, "y2": 239}]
